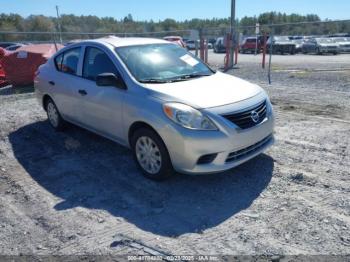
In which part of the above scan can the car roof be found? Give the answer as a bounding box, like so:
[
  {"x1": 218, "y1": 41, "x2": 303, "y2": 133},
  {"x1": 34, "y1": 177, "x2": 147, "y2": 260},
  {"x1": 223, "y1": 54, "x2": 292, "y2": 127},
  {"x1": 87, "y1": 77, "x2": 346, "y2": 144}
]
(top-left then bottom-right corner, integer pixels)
[
  {"x1": 164, "y1": 36, "x2": 182, "y2": 39},
  {"x1": 80, "y1": 36, "x2": 170, "y2": 48}
]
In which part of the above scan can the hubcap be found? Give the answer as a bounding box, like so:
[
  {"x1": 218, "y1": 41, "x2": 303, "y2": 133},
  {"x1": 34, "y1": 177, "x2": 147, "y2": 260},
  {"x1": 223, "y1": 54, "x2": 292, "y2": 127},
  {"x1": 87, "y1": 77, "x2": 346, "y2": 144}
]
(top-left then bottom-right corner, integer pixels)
[
  {"x1": 47, "y1": 102, "x2": 59, "y2": 127},
  {"x1": 135, "y1": 136, "x2": 162, "y2": 174}
]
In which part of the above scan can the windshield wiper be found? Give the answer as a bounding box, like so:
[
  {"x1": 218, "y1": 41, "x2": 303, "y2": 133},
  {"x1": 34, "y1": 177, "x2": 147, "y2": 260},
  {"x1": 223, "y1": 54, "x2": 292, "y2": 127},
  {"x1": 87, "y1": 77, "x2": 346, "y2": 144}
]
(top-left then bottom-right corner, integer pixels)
[
  {"x1": 170, "y1": 73, "x2": 212, "y2": 82},
  {"x1": 139, "y1": 73, "x2": 212, "y2": 84},
  {"x1": 138, "y1": 79, "x2": 168, "y2": 84}
]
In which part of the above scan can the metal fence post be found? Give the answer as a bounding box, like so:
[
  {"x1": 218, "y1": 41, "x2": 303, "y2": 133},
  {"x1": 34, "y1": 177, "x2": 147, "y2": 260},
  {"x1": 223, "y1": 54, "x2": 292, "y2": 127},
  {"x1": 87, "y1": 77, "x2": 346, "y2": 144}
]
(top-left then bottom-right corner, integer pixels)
[
  {"x1": 262, "y1": 32, "x2": 267, "y2": 69},
  {"x1": 268, "y1": 30, "x2": 274, "y2": 84}
]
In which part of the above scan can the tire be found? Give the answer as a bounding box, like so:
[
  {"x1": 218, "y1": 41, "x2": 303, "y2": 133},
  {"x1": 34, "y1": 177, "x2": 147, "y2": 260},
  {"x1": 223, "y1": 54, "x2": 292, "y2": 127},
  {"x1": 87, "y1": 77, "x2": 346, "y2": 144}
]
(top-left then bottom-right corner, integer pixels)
[
  {"x1": 290, "y1": 47, "x2": 295, "y2": 55},
  {"x1": 131, "y1": 128, "x2": 174, "y2": 181},
  {"x1": 45, "y1": 98, "x2": 66, "y2": 131},
  {"x1": 316, "y1": 47, "x2": 322, "y2": 55}
]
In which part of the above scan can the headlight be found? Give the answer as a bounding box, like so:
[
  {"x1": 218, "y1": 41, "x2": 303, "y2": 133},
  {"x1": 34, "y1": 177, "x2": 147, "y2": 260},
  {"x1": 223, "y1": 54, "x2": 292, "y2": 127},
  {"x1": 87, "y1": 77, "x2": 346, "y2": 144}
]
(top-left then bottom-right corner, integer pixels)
[{"x1": 163, "y1": 103, "x2": 218, "y2": 130}]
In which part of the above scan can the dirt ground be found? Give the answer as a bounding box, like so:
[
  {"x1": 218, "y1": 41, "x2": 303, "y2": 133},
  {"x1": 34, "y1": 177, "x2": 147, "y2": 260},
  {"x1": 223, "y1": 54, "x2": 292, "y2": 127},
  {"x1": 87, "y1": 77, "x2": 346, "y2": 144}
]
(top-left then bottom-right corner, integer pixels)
[{"x1": 0, "y1": 53, "x2": 349, "y2": 259}]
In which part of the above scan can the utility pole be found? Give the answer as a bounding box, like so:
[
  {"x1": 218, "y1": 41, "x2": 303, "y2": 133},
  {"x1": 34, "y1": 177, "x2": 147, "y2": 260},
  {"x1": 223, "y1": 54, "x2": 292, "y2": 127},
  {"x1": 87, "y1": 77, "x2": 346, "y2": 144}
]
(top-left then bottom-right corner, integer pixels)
[
  {"x1": 230, "y1": 0, "x2": 236, "y2": 68},
  {"x1": 55, "y1": 5, "x2": 63, "y2": 44}
]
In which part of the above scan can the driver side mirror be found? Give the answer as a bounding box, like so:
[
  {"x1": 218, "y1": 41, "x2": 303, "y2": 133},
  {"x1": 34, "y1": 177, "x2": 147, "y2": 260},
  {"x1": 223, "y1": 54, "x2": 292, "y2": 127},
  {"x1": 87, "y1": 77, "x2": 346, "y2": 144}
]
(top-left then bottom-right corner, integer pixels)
[{"x1": 96, "y1": 73, "x2": 126, "y2": 89}]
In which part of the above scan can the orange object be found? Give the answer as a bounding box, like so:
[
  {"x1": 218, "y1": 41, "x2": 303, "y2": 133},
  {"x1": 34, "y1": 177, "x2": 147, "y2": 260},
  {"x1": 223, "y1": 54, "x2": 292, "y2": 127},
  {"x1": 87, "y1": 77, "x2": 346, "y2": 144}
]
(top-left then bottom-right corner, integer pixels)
[
  {"x1": 224, "y1": 33, "x2": 231, "y2": 70},
  {"x1": 234, "y1": 45, "x2": 238, "y2": 65},
  {"x1": 163, "y1": 105, "x2": 173, "y2": 118},
  {"x1": 262, "y1": 33, "x2": 267, "y2": 69},
  {"x1": 1, "y1": 44, "x2": 63, "y2": 87}
]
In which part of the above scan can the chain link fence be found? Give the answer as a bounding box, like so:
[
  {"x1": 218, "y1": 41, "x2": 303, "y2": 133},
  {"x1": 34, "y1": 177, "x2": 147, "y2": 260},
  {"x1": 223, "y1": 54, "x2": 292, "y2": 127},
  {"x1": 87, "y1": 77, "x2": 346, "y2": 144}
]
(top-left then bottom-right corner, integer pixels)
[{"x1": 1, "y1": 19, "x2": 350, "y2": 87}]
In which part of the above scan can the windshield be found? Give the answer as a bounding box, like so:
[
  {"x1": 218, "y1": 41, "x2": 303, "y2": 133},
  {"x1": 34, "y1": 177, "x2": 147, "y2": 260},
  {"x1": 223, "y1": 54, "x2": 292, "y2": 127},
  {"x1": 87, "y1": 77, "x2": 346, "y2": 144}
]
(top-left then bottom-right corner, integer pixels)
[
  {"x1": 274, "y1": 36, "x2": 290, "y2": 42},
  {"x1": 316, "y1": 38, "x2": 336, "y2": 43},
  {"x1": 292, "y1": 39, "x2": 303, "y2": 44},
  {"x1": 115, "y1": 43, "x2": 213, "y2": 83},
  {"x1": 334, "y1": 38, "x2": 350, "y2": 42}
]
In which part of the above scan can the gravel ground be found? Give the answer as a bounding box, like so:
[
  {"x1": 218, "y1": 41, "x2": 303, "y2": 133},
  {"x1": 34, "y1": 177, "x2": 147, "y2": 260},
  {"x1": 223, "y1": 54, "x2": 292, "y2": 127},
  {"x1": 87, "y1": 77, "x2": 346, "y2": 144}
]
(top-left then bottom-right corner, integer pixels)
[{"x1": 0, "y1": 53, "x2": 349, "y2": 260}]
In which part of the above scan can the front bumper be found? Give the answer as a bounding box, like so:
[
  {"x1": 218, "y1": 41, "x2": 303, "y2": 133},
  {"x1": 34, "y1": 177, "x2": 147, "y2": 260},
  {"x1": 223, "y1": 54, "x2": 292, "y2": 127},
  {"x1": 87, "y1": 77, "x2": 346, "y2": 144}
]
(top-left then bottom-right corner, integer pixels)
[
  {"x1": 340, "y1": 46, "x2": 350, "y2": 52},
  {"x1": 319, "y1": 47, "x2": 338, "y2": 53},
  {"x1": 158, "y1": 97, "x2": 275, "y2": 175}
]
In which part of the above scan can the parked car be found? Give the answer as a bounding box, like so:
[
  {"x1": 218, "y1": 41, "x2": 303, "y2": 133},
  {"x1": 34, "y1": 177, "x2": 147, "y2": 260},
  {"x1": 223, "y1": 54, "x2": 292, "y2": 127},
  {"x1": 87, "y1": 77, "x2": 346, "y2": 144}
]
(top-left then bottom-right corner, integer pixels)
[
  {"x1": 333, "y1": 37, "x2": 350, "y2": 53},
  {"x1": 301, "y1": 38, "x2": 339, "y2": 55},
  {"x1": 186, "y1": 40, "x2": 212, "y2": 50},
  {"x1": 267, "y1": 36, "x2": 296, "y2": 55},
  {"x1": 5, "y1": 43, "x2": 26, "y2": 51},
  {"x1": 0, "y1": 42, "x2": 18, "y2": 49},
  {"x1": 291, "y1": 39, "x2": 304, "y2": 53},
  {"x1": 185, "y1": 40, "x2": 197, "y2": 50},
  {"x1": 239, "y1": 37, "x2": 262, "y2": 54},
  {"x1": 208, "y1": 38, "x2": 216, "y2": 46},
  {"x1": 213, "y1": 37, "x2": 227, "y2": 53},
  {"x1": 0, "y1": 47, "x2": 9, "y2": 87},
  {"x1": 163, "y1": 36, "x2": 186, "y2": 48},
  {"x1": 35, "y1": 37, "x2": 275, "y2": 180}
]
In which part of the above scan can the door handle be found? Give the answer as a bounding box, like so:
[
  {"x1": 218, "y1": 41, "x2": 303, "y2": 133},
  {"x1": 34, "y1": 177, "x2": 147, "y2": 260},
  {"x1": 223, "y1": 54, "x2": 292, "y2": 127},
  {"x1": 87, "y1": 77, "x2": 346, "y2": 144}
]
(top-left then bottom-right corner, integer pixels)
[
  {"x1": 49, "y1": 81, "x2": 55, "y2": 86},
  {"x1": 78, "y1": 89, "x2": 87, "y2": 96}
]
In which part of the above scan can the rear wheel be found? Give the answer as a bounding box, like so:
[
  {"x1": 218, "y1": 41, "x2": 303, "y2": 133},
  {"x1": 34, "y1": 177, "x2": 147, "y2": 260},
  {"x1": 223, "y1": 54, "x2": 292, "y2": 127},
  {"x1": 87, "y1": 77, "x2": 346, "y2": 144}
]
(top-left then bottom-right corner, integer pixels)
[
  {"x1": 131, "y1": 128, "x2": 174, "y2": 181},
  {"x1": 316, "y1": 47, "x2": 322, "y2": 55},
  {"x1": 45, "y1": 98, "x2": 65, "y2": 131}
]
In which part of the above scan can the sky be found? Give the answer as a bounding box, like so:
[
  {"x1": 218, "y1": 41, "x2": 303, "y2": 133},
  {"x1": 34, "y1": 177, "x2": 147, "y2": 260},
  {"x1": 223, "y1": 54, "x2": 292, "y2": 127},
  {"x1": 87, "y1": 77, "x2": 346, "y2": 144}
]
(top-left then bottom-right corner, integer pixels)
[{"x1": 4, "y1": 0, "x2": 350, "y2": 21}]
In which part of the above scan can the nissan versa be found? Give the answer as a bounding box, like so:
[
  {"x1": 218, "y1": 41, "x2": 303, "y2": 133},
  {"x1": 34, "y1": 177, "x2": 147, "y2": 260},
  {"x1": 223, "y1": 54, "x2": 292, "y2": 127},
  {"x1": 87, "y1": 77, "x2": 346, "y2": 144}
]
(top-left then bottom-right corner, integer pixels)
[{"x1": 34, "y1": 36, "x2": 275, "y2": 180}]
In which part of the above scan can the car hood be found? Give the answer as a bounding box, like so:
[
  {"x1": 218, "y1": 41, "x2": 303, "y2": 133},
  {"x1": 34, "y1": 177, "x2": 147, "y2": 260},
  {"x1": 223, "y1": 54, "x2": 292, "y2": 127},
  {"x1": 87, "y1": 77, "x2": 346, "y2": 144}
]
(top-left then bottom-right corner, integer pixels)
[
  {"x1": 143, "y1": 72, "x2": 263, "y2": 109},
  {"x1": 274, "y1": 41, "x2": 294, "y2": 45}
]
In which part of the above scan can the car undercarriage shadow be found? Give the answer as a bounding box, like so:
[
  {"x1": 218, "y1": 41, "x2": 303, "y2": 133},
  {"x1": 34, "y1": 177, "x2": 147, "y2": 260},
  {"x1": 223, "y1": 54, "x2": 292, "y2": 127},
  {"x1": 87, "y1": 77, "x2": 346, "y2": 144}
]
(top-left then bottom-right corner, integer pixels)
[{"x1": 9, "y1": 120, "x2": 274, "y2": 237}]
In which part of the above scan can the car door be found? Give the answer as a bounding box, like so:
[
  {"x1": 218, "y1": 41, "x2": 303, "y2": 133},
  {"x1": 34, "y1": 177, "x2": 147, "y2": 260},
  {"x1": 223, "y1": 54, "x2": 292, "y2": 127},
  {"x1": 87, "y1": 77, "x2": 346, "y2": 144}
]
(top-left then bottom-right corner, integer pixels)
[
  {"x1": 52, "y1": 47, "x2": 84, "y2": 123},
  {"x1": 310, "y1": 40, "x2": 317, "y2": 53},
  {"x1": 78, "y1": 45, "x2": 126, "y2": 141},
  {"x1": 306, "y1": 40, "x2": 313, "y2": 52}
]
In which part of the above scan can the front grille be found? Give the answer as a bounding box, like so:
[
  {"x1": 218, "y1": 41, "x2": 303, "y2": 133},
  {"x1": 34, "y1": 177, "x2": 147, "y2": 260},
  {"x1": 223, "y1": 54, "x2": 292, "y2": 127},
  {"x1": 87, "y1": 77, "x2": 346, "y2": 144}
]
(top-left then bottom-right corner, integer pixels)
[
  {"x1": 222, "y1": 100, "x2": 267, "y2": 129},
  {"x1": 226, "y1": 134, "x2": 273, "y2": 163}
]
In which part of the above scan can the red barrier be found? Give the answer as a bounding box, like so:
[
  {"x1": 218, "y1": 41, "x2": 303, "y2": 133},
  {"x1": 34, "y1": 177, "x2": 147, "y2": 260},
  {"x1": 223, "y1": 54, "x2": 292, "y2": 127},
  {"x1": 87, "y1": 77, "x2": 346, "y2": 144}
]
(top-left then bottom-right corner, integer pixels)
[
  {"x1": 234, "y1": 46, "x2": 238, "y2": 65},
  {"x1": 204, "y1": 39, "x2": 208, "y2": 64},
  {"x1": 224, "y1": 33, "x2": 231, "y2": 70},
  {"x1": 0, "y1": 47, "x2": 9, "y2": 87},
  {"x1": 200, "y1": 38, "x2": 205, "y2": 61},
  {"x1": 1, "y1": 44, "x2": 63, "y2": 87}
]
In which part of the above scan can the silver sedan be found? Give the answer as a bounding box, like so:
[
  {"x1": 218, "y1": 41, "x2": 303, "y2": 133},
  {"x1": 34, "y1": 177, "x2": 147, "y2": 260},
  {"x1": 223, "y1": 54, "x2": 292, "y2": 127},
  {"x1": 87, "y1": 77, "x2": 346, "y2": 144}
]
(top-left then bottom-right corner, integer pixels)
[{"x1": 34, "y1": 36, "x2": 275, "y2": 180}]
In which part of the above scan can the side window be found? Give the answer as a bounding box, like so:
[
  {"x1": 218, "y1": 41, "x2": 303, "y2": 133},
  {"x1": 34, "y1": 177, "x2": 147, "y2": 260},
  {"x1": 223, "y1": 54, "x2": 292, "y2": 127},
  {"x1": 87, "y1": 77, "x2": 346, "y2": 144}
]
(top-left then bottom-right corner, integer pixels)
[
  {"x1": 83, "y1": 47, "x2": 119, "y2": 81},
  {"x1": 54, "y1": 53, "x2": 63, "y2": 71},
  {"x1": 60, "y1": 47, "x2": 81, "y2": 75}
]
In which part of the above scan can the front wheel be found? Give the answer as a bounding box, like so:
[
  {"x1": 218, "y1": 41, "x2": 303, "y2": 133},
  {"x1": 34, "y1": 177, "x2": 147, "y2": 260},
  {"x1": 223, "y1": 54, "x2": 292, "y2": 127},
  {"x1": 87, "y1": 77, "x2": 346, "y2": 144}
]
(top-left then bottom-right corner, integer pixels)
[{"x1": 131, "y1": 128, "x2": 174, "y2": 181}]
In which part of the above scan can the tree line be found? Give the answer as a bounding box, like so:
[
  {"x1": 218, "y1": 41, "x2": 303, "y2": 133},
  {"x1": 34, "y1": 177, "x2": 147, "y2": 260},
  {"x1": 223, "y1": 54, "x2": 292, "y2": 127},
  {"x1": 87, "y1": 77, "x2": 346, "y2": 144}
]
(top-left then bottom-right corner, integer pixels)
[{"x1": 0, "y1": 12, "x2": 349, "y2": 42}]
